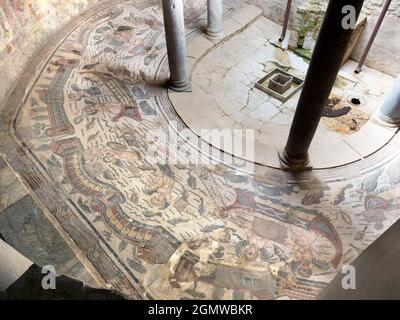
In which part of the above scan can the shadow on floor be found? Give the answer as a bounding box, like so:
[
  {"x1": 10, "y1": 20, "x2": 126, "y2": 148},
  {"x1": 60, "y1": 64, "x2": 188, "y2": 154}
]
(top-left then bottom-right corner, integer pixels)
[
  {"x1": 318, "y1": 217, "x2": 400, "y2": 300},
  {"x1": 0, "y1": 264, "x2": 125, "y2": 300}
]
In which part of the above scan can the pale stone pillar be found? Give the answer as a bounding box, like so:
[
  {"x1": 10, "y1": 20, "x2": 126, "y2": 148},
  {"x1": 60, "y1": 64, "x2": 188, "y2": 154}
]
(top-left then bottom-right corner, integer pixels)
[
  {"x1": 376, "y1": 76, "x2": 400, "y2": 126},
  {"x1": 162, "y1": 0, "x2": 190, "y2": 91},
  {"x1": 206, "y1": 0, "x2": 223, "y2": 39}
]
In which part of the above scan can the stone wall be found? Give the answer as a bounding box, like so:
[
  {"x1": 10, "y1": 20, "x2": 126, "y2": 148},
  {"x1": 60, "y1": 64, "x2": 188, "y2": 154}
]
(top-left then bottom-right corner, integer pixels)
[
  {"x1": 0, "y1": 0, "x2": 105, "y2": 103},
  {"x1": 352, "y1": 0, "x2": 400, "y2": 77},
  {"x1": 245, "y1": 0, "x2": 400, "y2": 77},
  {"x1": 244, "y1": 0, "x2": 306, "y2": 26}
]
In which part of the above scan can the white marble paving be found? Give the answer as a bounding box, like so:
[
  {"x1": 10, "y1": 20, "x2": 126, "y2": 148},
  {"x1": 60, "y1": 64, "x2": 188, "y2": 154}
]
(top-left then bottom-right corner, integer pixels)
[{"x1": 169, "y1": 12, "x2": 398, "y2": 169}]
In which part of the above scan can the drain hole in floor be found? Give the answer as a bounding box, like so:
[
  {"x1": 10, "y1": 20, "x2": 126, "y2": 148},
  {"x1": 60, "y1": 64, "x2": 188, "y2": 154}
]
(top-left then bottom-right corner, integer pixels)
[{"x1": 351, "y1": 98, "x2": 361, "y2": 106}]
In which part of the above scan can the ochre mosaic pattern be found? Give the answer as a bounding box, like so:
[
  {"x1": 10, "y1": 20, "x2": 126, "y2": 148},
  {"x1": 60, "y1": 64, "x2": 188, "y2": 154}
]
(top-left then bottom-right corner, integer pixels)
[{"x1": 2, "y1": 0, "x2": 400, "y2": 299}]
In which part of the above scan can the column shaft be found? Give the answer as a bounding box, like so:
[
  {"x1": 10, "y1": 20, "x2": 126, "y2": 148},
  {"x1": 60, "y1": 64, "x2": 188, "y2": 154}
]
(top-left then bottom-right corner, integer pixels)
[
  {"x1": 162, "y1": 0, "x2": 190, "y2": 91},
  {"x1": 377, "y1": 76, "x2": 400, "y2": 126},
  {"x1": 207, "y1": 0, "x2": 223, "y2": 39},
  {"x1": 282, "y1": 0, "x2": 365, "y2": 167}
]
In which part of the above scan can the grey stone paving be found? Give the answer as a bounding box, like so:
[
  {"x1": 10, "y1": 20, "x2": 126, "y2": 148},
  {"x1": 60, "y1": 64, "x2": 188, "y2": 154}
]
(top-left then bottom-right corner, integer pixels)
[{"x1": 0, "y1": 157, "x2": 96, "y2": 287}]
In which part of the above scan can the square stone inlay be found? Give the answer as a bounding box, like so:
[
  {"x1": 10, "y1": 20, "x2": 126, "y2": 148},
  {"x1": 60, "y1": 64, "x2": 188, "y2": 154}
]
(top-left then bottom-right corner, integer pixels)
[
  {"x1": 255, "y1": 68, "x2": 304, "y2": 102},
  {"x1": 268, "y1": 73, "x2": 293, "y2": 94}
]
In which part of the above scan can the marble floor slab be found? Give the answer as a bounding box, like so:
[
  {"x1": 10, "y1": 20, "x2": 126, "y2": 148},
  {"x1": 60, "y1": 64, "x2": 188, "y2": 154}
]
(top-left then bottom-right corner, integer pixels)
[{"x1": 170, "y1": 15, "x2": 398, "y2": 169}]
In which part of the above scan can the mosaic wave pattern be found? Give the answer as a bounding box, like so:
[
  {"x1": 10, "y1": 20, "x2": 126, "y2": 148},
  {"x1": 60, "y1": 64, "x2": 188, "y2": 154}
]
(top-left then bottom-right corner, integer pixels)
[{"x1": 2, "y1": 0, "x2": 400, "y2": 300}]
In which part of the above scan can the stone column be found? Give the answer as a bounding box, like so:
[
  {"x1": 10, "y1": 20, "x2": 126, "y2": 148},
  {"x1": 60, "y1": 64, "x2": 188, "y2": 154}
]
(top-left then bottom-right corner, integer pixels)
[
  {"x1": 280, "y1": 0, "x2": 365, "y2": 169},
  {"x1": 162, "y1": 0, "x2": 190, "y2": 91},
  {"x1": 376, "y1": 76, "x2": 400, "y2": 126},
  {"x1": 206, "y1": 0, "x2": 223, "y2": 39}
]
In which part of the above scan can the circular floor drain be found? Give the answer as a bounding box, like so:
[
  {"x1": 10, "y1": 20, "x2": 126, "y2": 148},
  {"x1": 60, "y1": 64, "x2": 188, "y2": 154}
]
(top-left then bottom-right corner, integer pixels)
[{"x1": 347, "y1": 94, "x2": 365, "y2": 106}]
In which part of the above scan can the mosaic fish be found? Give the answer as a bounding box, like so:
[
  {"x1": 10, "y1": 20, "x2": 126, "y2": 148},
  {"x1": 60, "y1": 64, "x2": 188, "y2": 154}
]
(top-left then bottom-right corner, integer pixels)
[
  {"x1": 332, "y1": 184, "x2": 353, "y2": 205},
  {"x1": 139, "y1": 101, "x2": 157, "y2": 116},
  {"x1": 187, "y1": 172, "x2": 197, "y2": 189}
]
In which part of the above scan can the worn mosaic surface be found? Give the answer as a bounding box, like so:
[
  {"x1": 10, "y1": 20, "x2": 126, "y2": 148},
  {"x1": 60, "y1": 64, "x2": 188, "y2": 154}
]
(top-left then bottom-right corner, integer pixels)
[
  {"x1": 0, "y1": 0, "x2": 108, "y2": 100},
  {"x1": 2, "y1": 0, "x2": 400, "y2": 300}
]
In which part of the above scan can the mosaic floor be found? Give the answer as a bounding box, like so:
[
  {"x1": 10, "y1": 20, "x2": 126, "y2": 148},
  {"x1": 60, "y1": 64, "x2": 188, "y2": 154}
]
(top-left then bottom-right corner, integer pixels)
[{"x1": 1, "y1": 0, "x2": 400, "y2": 300}]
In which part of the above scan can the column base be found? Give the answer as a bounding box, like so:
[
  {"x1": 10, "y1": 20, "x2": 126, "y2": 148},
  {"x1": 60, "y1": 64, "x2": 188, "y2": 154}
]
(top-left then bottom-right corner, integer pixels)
[
  {"x1": 205, "y1": 28, "x2": 223, "y2": 40},
  {"x1": 373, "y1": 112, "x2": 400, "y2": 128},
  {"x1": 168, "y1": 79, "x2": 192, "y2": 92},
  {"x1": 278, "y1": 149, "x2": 312, "y2": 171}
]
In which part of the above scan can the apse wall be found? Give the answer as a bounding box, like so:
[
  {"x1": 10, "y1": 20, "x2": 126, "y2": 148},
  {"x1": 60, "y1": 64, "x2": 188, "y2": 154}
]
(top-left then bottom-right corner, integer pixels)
[
  {"x1": 246, "y1": 0, "x2": 400, "y2": 77},
  {"x1": 0, "y1": 0, "x2": 105, "y2": 102}
]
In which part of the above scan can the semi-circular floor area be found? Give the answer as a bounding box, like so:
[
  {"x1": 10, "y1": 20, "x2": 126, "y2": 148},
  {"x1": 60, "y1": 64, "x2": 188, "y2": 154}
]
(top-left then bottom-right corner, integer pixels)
[
  {"x1": 1, "y1": 0, "x2": 400, "y2": 300},
  {"x1": 169, "y1": 14, "x2": 398, "y2": 168}
]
